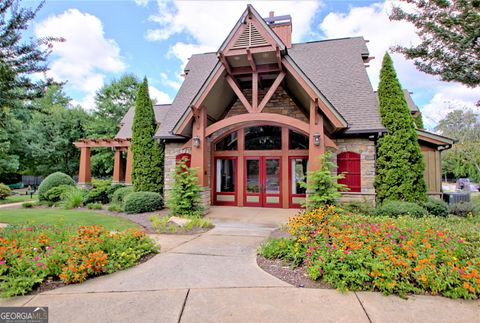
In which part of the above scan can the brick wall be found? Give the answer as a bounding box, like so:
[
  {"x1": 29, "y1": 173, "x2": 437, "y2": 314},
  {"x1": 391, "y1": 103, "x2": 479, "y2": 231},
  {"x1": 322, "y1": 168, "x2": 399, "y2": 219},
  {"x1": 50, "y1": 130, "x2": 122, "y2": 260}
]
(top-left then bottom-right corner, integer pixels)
[{"x1": 226, "y1": 86, "x2": 308, "y2": 123}]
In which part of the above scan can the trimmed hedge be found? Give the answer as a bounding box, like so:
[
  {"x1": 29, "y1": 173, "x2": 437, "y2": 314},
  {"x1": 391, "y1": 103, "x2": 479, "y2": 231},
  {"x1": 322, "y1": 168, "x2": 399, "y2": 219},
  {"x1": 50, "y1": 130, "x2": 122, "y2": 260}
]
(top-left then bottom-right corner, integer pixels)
[
  {"x1": 112, "y1": 187, "x2": 134, "y2": 205},
  {"x1": 44, "y1": 184, "x2": 74, "y2": 203},
  {"x1": 0, "y1": 183, "x2": 12, "y2": 200},
  {"x1": 449, "y1": 202, "x2": 476, "y2": 217},
  {"x1": 375, "y1": 200, "x2": 426, "y2": 218},
  {"x1": 38, "y1": 172, "x2": 75, "y2": 201},
  {"x1": 422, "y1": 198, "x2": 449, "y2": 217},
  {"x1": 124, "y1": 192, "x2": 163, "y2": 214}
]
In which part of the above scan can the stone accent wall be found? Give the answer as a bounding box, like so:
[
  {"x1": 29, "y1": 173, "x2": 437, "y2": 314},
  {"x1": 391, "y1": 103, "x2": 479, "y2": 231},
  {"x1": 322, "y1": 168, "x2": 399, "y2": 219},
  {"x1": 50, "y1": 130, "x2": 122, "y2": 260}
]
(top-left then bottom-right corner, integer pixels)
[
  {"x1": 332, "y1": 138, "x2": 376, "y2": 203},
  {"x1": 226, "y1": 86, "x2": 308, "y2": 123}
]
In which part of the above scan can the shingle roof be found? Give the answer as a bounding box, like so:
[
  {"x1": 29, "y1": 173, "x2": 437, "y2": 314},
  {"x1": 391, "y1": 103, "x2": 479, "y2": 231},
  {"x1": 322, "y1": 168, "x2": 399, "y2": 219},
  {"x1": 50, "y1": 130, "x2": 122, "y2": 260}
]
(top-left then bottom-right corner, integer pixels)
[
  {"x1": 115, "y1": 104, "x2": 170, "y2": 139},
  {"x1": 288, "y1": 38, "x2": 384, "y2": 133},
  {"x1": 153, "y1": 37, "x2": 387, "y2": 138},
  {"x1": 403, "y1": 89, "x2": 419, "y2": 112},
  {"x1": 154, "y1": 53, "x2": 218, "y2": 139}
]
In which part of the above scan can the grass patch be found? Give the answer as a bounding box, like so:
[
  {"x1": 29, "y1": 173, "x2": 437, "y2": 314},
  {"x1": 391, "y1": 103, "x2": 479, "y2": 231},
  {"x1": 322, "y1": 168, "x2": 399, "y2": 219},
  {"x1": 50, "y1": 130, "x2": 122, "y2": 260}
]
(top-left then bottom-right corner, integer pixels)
[
  {"x1": 0, "y1": 195, "x2": 35, "y2": 205},
  {"x1": 150, "y1": 215, "x2": 213, "y2": 233},
  {"x1": 0, "y1": 208, "x2": 138, "y2": 231}
]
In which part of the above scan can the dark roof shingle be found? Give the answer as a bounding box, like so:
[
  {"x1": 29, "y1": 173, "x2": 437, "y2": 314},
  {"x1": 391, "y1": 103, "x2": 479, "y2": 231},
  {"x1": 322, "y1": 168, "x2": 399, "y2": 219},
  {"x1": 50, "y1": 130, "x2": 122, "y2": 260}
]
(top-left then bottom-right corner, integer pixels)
[{"x1": 115, "y1": 104, "x2": 170, "y2": 139}]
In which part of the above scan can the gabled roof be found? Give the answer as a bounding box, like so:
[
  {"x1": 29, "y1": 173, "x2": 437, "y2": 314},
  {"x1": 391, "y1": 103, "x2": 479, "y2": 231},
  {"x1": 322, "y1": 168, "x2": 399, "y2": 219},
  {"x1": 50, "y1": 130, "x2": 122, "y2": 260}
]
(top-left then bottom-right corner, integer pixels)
[
  {"x1": 116, "y1": 104, "x2": 170, "y2": 139},
  {"x1": 403, "y1": 89, "x2": 419, "y2": 113}
]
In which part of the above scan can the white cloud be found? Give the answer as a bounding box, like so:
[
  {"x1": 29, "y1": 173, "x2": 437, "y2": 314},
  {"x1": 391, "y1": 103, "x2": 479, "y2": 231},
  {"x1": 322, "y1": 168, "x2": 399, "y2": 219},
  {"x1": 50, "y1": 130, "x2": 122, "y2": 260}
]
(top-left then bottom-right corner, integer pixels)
[
  {"x1": 149, "y1": 85, "x2": 171, "y2": 104},
  {"x1": 35, "y1": 9, "x2": 125, "y2": 108},
  {"x1": 72, "y1": 94, "x2": 96, "y2": 111},
  {"x1": 134, "y1": 0, "x2": 150, "y2": 6},
  {"x1": 167, "y1": 42, "x2": 216, "y2": 70},
  {"x1": 318, "y1": 1, "x2": 478, "y2": 128},
  {"x1": 160, "y1": 72, "x2": 181, "y2": 90}
]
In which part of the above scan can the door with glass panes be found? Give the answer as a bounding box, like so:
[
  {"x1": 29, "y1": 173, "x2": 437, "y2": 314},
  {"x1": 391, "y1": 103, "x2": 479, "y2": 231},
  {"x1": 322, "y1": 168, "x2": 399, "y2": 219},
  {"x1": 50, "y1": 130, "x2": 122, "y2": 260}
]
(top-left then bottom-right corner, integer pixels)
[{"x1": 244, "y1": 157, "x2": 282, "y2": 207}]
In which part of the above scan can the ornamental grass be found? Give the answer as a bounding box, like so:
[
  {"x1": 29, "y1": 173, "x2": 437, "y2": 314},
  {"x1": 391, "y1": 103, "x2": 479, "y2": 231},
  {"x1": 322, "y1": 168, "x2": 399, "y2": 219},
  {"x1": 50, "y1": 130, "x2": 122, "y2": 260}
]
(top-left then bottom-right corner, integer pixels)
[
  {"x1": 284, "y1": 206, "x2": 479, "y2": 299},
  {"x1": 0, "y1": 225, "x2": 157, "y2": 298}
]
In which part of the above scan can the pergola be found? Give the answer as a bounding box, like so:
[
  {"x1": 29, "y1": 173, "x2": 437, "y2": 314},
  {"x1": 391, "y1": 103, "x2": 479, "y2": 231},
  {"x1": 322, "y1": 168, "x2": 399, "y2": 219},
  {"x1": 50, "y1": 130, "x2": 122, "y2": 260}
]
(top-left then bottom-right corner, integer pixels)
[{"x1": 73, "y1": 138, "x2": 131, "y2": 186}]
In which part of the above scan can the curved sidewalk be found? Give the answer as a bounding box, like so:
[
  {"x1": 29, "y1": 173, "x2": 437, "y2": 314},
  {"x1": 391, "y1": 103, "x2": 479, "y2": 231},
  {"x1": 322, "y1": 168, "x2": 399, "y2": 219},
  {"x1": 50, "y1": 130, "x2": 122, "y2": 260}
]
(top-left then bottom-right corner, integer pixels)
[{"x1": 2, "y1": 206, "x2": 478, "y2": 322}]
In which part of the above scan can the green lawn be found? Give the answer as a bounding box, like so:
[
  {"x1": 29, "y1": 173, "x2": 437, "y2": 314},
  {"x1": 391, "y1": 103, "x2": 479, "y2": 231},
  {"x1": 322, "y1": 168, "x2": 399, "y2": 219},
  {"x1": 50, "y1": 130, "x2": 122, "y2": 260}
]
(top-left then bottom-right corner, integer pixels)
[
  {"x1": 0, "y1": 208, "x2": 139, "y2": 231},
  {"x1": 0, "y1": 195, "x2": 36, "y2": 205}
]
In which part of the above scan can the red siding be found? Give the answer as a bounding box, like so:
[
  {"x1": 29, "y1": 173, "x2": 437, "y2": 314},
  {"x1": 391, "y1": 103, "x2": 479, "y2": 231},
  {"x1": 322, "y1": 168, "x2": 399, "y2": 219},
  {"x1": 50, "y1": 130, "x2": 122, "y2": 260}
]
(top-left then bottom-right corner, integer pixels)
[{"x1": 337, "y1": 152, "x2": 361, "y2": 192}]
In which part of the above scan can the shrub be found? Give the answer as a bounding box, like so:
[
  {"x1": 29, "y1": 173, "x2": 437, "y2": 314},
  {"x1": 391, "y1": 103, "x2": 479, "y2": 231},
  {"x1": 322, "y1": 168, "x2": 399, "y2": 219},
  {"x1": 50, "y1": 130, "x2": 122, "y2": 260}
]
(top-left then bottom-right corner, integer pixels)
[
  {"x1": 374, "y1": 53, "x2": 427, "y2": 204},
  {"x1": 300, "y1": 152, "x2": 347, "y2": 210},
  {"x1": 21, "y1": 202, "x2": 33, "y2": 208},
  {"x1": 0, "y1": 183, "x2": 12, "y2": 200},
  {"x1": 422, "y1": 198, "x2": 449, "y2": 217},
  {"x1": 258, "y1": 238, "x2": 304, "y2": 267},
  {"x1": 375, "y1": 201, "x2": 426, "y2": 218},
  {"x1": 124, "y1": 192, "x2": 163, "y2": 214},
  {"x1": 43, "y1": 185, "x2": 73, "y2": 203},
  {"x1": 279, "y1": 207, "x2": 480, "y2": 299},
  {"x1": 167, "y1": 159, "x2": 203, "y2": 218},
  {"x1": 341, "y1": 200, "x2": 374, "y2": 215},
  {"x1": 0, "y1": 225, "x2": 157, "y2": 297},
  {"x1": 108, "y1": 204, "x2": 123, "y2": 212},
  {"x1": 112, "y1": 187, "x2": 134, "y2": 205},
  {"x1": 59, "y1": 188, "x2": 86, "y2": 209},
  {"x1": 449, "y1": 202, "x2": 476, "y2": 217},
  {"x1": 84, "y1": 181, "x2": 125, "y2": 205},
  {"x1": 86, "y1": 203, "x2": 102, "y2": 210},
  {"x1": 38, "y1": 172, "x2": 75, "y2": 201}
]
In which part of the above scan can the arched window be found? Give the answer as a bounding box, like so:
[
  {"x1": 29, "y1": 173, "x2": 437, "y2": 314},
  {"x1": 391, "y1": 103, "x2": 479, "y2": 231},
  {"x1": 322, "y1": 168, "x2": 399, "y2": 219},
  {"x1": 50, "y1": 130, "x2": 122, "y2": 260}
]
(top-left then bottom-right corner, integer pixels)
[
  {"x1": 244, "y1": 125, "x2": 281, "y2": 150},
  {"x1": 337, "y1": 152, "x2": 361, "y2": 192},
  {"x1": 215, "y1": 132, "x2": 238, "y2": 151}
]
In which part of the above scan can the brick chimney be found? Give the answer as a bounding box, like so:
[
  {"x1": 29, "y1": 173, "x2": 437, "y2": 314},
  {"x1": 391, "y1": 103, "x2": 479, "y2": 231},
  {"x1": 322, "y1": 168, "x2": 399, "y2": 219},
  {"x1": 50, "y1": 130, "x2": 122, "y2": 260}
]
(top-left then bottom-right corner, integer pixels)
[{"x1": 264, "y1": 11, "x2": 292, "y2": 48}]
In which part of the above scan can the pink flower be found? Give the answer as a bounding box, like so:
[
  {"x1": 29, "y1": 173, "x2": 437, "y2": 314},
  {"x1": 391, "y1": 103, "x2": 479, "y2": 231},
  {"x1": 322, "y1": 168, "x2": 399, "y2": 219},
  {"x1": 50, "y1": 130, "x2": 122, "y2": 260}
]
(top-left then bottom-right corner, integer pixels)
[
  {"x1": 46, "y1": 246, "x2": 52, "y2": 250},
  {"x1": 458, "y1": 239, "x2": 464, "y2": 243},
  {"x1": 34, "y1": 256, "x2": 39, "y2": 261},
  {"x1": 0, "y1": 260, "x2": 5, "y2": 265},
  {"x1": 42, "y1": 265, "x2": 47, "y2": 269},
  {"x1": 36, "y1": 262, "x2": 43, "y2": 267}
]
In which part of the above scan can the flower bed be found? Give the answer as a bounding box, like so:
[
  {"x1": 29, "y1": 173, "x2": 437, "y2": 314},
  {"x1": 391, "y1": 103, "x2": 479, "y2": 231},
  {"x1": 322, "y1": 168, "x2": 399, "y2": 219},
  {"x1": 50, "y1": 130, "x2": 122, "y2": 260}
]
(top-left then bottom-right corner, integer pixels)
[
  {"x1": 259, "y1": 206, "x2": 480, "y2": 299},
  {"x1": 0, "y1": 225, "x2": 157, "y2": 298}
]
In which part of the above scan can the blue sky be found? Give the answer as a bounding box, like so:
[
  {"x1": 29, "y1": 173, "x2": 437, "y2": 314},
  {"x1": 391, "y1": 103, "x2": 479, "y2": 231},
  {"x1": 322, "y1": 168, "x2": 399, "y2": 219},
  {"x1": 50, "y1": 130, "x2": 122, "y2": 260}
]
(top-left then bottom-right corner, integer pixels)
[{"x1": 30, "y1": 0, "x2": 478, "y2": 129}]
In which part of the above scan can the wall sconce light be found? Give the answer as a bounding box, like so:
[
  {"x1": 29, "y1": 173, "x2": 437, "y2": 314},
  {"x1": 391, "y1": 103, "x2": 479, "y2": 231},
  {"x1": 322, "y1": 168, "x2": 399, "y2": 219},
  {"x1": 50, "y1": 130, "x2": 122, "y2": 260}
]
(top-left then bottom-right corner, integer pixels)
[
  {"x1": 193, "y1": 136, "x2": 201, "y2": 148},
  {"x1": 313, "y1": 132, "x2": 321, "y2": 146}
]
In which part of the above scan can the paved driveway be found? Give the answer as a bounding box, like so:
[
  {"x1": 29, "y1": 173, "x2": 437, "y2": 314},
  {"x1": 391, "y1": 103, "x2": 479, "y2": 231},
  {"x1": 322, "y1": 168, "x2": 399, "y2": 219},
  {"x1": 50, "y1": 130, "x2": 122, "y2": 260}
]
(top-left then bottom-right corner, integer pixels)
[{"x1": 2, "y1": 206, "x2": 478, "y2": 322}]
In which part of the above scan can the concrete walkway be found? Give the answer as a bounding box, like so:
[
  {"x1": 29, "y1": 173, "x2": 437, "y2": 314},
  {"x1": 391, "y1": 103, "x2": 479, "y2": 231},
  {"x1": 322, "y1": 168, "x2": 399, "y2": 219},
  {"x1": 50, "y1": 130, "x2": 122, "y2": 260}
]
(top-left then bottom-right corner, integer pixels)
[{"x1": 1, "y1": 206, "x2": 478, "y2": 322}]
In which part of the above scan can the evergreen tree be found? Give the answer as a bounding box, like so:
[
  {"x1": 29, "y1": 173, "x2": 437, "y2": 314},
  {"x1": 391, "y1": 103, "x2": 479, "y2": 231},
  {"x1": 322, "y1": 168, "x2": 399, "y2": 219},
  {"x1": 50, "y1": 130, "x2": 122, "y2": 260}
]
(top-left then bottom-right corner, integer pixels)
[
  {"x1": 374, "y1": 53, "x2": 427, "y2": 204},
  {"x1": 130, "y1": 77, "x2": 164, "y2": 193},
  {"x1": 413, "y1": 113, "x2": 424, "y2": 129}
]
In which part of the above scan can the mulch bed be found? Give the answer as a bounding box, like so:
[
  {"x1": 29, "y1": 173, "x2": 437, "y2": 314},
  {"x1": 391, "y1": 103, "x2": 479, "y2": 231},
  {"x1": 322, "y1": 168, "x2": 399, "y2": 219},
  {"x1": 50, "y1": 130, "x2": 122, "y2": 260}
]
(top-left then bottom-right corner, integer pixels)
[
  {"x1": 257, "y1": 256, "x2": 333, "y2": 289},
  {"x1": 30, "y1": 252, "x2": 157, "y2": 295}
]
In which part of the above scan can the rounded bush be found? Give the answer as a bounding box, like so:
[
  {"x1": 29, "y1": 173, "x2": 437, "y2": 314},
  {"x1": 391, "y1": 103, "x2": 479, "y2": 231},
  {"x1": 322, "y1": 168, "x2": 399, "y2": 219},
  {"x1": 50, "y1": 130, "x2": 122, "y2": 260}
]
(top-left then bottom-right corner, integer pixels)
[
  {"x1": 449, "y1": 202, "x2": 476, "y2": 217},
  {"x1": 44, "y1": 184, "x2": 75, "y2": 203},
  {"x1": 112, "y1": 187, "x2": 134, "y2": 205},
  {"x1": 375, "y1": 201, "x2": 426, "y2": 218},
  {"x1": 38, "y1": 172, "x2": 75, "y2": 201},
  {"x1": 123, "y1": 192, "x2": 163, "y2": 214},
  {"x1": 0, "y1": 183, "x2": 12, "y2": 200},
  {"x1": 422, "y1": 198, "x2": 449, "y2": 217}
]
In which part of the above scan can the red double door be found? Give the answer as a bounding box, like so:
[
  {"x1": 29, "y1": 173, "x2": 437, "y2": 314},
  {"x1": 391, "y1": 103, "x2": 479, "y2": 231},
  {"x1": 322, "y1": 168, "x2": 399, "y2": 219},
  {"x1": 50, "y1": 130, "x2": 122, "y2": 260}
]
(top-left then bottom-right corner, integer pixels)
[{"x1": 244, "y1": 157, "x2": 282, "y2": 207}]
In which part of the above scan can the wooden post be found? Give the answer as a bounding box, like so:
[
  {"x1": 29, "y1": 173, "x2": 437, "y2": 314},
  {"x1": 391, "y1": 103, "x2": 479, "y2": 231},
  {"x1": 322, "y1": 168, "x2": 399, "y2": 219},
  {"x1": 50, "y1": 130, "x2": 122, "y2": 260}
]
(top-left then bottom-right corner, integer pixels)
[
  {"x1": 308, "y1": 99, "x2": 325, "y2": 172},
  {"x1": 125, "y1": 148, "x2": 133, "y2": 185},
  {"x1": 252, "y1": 72, "x2": 258, "y2": 112},
  {"x1": 78, "y1": 147, "x2": 91, "y2": 185},
  {"x1": 237, "y1": 128, "x2": 245, "y2": 206},
  {"x1": 281, "y1": 127, "x2": 289, "y2": 208},
  {"x1": 191, "y1": 106, "x2": 208, "y2": 186},
  {"x1": 112, "y1": 149, "x2": 125, "y2": 183}
]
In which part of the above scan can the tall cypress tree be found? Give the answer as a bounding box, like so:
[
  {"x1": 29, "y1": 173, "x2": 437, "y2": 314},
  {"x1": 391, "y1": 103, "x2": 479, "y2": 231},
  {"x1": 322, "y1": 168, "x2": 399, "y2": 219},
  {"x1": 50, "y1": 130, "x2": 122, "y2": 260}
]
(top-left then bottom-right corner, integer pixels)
[
  {"x1": 374, "y1": 53, "x2": 427, "y2": 204},
  {"x1": 131, "y1": 77, "x2": 164, "y2": 193}
]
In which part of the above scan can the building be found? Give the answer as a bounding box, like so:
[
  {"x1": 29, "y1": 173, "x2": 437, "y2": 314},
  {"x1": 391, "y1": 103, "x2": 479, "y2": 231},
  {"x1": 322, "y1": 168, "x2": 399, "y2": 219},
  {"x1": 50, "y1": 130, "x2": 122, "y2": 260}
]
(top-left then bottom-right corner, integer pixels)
[{"x1": 74, "y1": 5, "x2": 454, "y2": 209}]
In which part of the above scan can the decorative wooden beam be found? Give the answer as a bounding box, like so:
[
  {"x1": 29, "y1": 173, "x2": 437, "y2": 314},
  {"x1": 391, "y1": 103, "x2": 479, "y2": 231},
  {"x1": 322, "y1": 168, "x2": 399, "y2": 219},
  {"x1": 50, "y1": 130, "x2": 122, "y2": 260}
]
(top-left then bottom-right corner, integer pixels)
[
  {"x1": 246, "y1": 48, "x2": 256, "y2": 72},
  {"x1": 308, "y1": 99, "x2": 325, "y2": 172},
  {"x1": 226, "y1": 75, "x2": 253, "y2": 113},
  {"x1": 275, "y1": 46, "x2": 282, "y2": 71},
  {"x1": 257, "y1": 71, "x2": 285, "y2": 113},
  {"x1": 231, "y1": 63, "x2": 279, "y2": 76},
  {"x1": 252, "y1": 72, "x2": 258, "y2": 111},
  {"x1": 218, "y1": 53, "x2": 232, "y2": 76}
]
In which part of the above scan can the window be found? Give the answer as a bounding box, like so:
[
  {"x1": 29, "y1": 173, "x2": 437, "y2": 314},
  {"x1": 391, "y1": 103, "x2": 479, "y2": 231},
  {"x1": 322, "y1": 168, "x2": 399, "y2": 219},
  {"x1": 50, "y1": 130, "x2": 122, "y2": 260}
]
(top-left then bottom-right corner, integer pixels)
[
  {"x1": 216, "y1": 159, "x2": 236, "y2": 193},
  {"x1": 291, "y1": 158, "x2": 307, "y2": 195},
  {"x1": 289, "y1": 130, "x2": 309, "y2": 150},
  {"x1": 244, "y1": 126, "x2": 281, "y2": 150},
  {"x1": 337, "y1": 152, "x2": 361, "y2": 192},
  {"x1": 215, "y1": 132, "x2": 238, "y2": 151}
]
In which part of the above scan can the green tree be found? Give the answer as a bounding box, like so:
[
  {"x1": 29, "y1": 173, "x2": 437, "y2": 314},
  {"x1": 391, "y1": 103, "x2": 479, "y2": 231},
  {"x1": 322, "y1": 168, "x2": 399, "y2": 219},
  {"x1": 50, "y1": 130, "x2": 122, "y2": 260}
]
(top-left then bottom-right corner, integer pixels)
[
  {"x1": 167, "y1": 158, "x2": 203, "y2": 217},
  {"x1": 0, "y1": 0, "x2": 61, "y2": 108},
  {"x1": 413, "y1": 113, "x2": 425, "y2": 129},
  {"x1": 25, "y1": 86, "x2": 89, "y2": 176},
  {"x1": 85, "y1": 74, "x2": 140, "y2": 177},
  {"x1": 390, "y1": 0, "x2": 480, "y2": 87},
  {"x1": 300, "y1": 152, "x2": 347, "y2": 210},
  {"x1": 435, "y1": 109, "x2": 480, "y2": 181},
  {"x1": 374, "y1": 53, "x2": 427, "y2": 204},
  {"x1": 130, "y1": 77, "x2": 163, "y2": 193}
]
